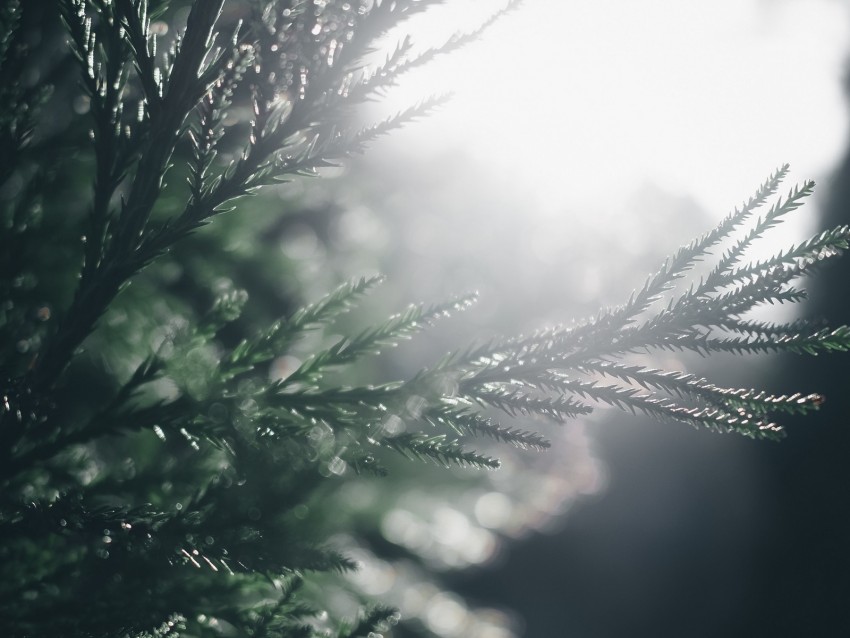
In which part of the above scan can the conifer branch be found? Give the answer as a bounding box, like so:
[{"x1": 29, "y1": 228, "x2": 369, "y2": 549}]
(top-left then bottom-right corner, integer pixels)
[
  {"x1": 287, "y1": 294, "x2": 476, "y2": 383},
  {"x1": 472, "y1": 387, "x2": 593, "y2": 422},
  {"x1": 5, "y1": 2, "x2": 850, "y2": 635},
  {"x1": 344, "y1": 94, "x2": 453, "y2": 154},
  {"x1": 247, "y1": 577, "x2": 322, "y2": 638},
  {"x1": 338, "y1": 605, "x2": 400, "y2": 638},
  {"x1": 381, "y1": 433, "x2": 501, "y2": 469},
  {"x1": 532, "y1": 164, "x2": 795, "y2": 349},
  {"x1": 226, "y1": 275, "x2": 386, "y2": 376},
  {"x1": 423, "y1": 404, "x2": 551, "y2": 450},
  {"x1": 344, "y1": 0, "x2": 523, "y2": 103},
  {"x1": 707, "y1": 180, "x2": 816, "y2": 286}
]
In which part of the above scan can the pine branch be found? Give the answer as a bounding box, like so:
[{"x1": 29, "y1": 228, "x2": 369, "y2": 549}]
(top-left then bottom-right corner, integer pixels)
[
  {"x1": 648, "y1": 327, "x2": 850, "y2": 357},
  {"x1": 286, "y1": 294, "x2": 476, "y2": 384},
  {"x1": 712, "y1": 224, "x2": 850, "y2": 293},
  {"x1": 131, "y1": 614, "x2": 187, "y2": 638},
  {"x1": 7, "y1": 1, "x2": 850, "y2": 634},
  {"x1": 338, "y1": 605, "x2": 400, "y2": 638},
  {"x1": 547, "y1": 164, "x2": 793, "y2": 344},
  {"x1": 443, "y1": 171, "x2": 850, "y2": 439},
  {"x1": 248, "y1": 578, "x2": 322, "y2": 638},
  {"x1": 343, "y1": 94, "x2": 453, "y2": 154},
  {"x1": 581, "y1": 359, "x2": 824, "y2": 417},
  {"x1": 31, "y1": 0, "x2": 227, "y2": 392},
  {"x1": 541, "y1": 375, "x2": 785, "y2": 440},
  {"x1": 471, "y1": 386, "x2": 593, "y2": 422},
  {"x1": 343, "y1": 0, "x2": 523, "y2": 103},
  {"x1": 423, "y1": 404, "x2": 551, "y2": 450},
  {"x1": 226, "y1": 275, "x2": 386, "y2": 376},
  {"x1": 381, "y1": 433, "x2": 501, "y2": 469},
  {"x1": 705, "y1": 179, "x2": 816, "y2": 287}
]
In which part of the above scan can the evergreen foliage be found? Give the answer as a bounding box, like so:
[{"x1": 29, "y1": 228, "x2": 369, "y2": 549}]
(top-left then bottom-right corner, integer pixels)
[{"x1": 1, "y1": 1, "x2": 849, "y2": 636}]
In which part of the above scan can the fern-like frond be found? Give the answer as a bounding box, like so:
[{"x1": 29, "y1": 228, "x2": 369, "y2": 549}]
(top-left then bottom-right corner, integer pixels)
[
  {"x1": 649, "y1": 327, "x2": 850, "y2": 357},
  {"x1": 624, "y1": 163, "x2": 791, "y2": 316},
  {"x1": 337, "y1": 605, "x2": 399, "y2": 638},
  {"x1": 471, "y1": 387, "x2": 593, "y2": 422},
  {"x1": 381, "y1": 433, "x2": 500, "y2": 469},
  {"x1": 291, "y1": 275, "x2": 388, "y2": 332},
  {"x1": 708, "y1": 179, "x2": 816, "y2": 282},
  {"x1": 345, "y1": 0, "x2": 524, "y2": 102},
  {"x1": 542, "y1": 165, "x2": 793, "y2": 346},
  {"x1": 713, "y1": 224, "x2": 850, "y2": 294},
  {"x1": 424, "y1": 404, "x2": 551, "y2": 450},
  {"x1": 343, "y1": 94, "x2": 453, "y2": 154},
  {"x1": 542, "y1": 375, "x2": 784, "y2": 440},
  {"x1": 225, "y1": 275, "x2": 386, "y2": 375},
  {"x1": 581, "y1": 360, "x2": 824, "y2": 417},
  {"x1": 287, "y1": 293, "x2": 476, "y2": 383},
  {"x1": 131, "y1": 614, "x2": 186, "y2": 638},
  {"x1": 248, "y1": 581, "x2": 320, "y2": 638}
]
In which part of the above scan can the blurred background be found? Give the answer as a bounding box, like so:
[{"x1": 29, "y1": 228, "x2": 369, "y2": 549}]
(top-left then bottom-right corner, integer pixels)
[{"x1": 309, "y1": 1, "x2": 850, "y2": 636}]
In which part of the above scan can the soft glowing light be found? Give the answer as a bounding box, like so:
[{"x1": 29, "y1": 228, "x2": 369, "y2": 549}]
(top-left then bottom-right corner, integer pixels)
[
  {"x1": 473, "y1": 491, "x2": 513, "y2": 529},
  {"x1": 425, "y1": 593, "x2": 469, "y2": 637},
  {"x1": 379, "y1": 0, "x2": 849, "y2": 217},
  {"x1": 346, "y1": 553, "x2": 397, "y2": 596}
]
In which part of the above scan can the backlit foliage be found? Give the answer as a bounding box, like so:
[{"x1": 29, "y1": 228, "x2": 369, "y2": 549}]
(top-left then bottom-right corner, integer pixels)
[{"x1": 1, "y1": 1, "x2": 849, "y2": 636}]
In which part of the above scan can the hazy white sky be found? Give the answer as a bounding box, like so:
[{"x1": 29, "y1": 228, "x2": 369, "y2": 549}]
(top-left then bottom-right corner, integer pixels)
[{"x1": 377, "y1": 0, "x2": 850, "y2": 219}]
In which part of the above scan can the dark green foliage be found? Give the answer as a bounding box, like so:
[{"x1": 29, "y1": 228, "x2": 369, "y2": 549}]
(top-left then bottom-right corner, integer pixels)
[
  {"x1": 337, "y1": 605, "x2": 400, "y2": 638},
  {"x1": 2, "y1": 1, "x2": 850, "y2": 637}
]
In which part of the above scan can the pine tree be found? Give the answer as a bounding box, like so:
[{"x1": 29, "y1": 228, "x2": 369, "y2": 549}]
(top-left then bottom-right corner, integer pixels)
[{"x1": 2, "y1": 1, "x2": 850, "y2": 636}]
